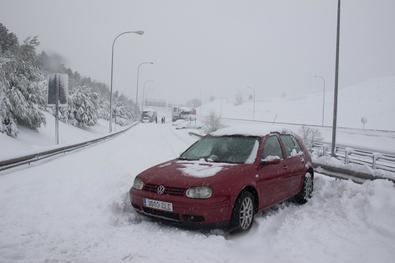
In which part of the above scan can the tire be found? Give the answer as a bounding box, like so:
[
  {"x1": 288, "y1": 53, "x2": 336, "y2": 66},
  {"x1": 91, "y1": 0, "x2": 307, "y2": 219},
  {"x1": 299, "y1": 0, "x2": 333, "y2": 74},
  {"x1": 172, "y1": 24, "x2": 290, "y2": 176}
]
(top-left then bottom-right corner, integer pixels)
[
  {"x1": 295, "y1": 172, "x2": 314, "y2": 204},
  {"x1": 230, "y1": 191, "x2": 255, "y2": 232}
]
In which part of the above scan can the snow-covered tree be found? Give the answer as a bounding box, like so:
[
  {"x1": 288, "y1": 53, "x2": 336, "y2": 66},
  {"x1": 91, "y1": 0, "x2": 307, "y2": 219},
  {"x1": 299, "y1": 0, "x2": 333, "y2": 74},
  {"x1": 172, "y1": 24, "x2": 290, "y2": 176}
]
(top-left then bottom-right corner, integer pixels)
[
  {"x1": 298, "y1": 126, "x2": 323, "y2": 151},
  {"x1": 203, "y1": 111, "x2": 223, "y2": 133},
  {"x1": 0, "y1": 23, "x2": 46, "y2": 136},
  {"x1": 0, "y1": 87, "x2": 18, "y2": 137},
  {"x1": 58, "y1": 87, "x2": 99, "y2": 127},
  {"x1": 0, "y1": 23, "x2": 138, "y2": 137},
  {"x1": 234, "y1": 91, "x2": 243, "y2": 106}
]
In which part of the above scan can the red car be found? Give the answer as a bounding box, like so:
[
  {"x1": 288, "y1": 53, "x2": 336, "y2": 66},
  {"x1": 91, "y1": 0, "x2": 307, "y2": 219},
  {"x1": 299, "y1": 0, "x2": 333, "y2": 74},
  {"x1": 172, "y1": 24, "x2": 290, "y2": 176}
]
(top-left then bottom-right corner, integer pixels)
[{"x1": 130, "y1": 130, "x2": 314, "y2": 232}]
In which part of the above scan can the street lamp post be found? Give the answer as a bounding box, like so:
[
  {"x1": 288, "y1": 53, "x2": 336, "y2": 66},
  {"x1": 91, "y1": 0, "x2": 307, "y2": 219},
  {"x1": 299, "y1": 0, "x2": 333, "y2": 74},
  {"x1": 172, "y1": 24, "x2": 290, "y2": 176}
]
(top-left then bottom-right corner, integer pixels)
[
  {"x1": 332, "y1": 0, "x2": 341, "y2": 157},
  {"x1": 136, "y1": 62, "x2": 154, "y2": 111},
  {"x1": 247, "y1": 86, "x2": 256, "y2": 120},
  {"x1": 109, "y1": 30, "x2": 144, "y2": 133},
  {"x1": 314, "y1": 75, "x2": 326, "y2": 126}
]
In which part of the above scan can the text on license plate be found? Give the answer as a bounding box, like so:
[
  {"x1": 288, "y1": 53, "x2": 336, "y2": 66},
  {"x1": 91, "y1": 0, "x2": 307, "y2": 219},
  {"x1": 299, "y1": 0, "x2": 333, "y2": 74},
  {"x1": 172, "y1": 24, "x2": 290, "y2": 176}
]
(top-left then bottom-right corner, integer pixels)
[{"x1": 143, "y1": 198, "x2": 173, "y2": 212}]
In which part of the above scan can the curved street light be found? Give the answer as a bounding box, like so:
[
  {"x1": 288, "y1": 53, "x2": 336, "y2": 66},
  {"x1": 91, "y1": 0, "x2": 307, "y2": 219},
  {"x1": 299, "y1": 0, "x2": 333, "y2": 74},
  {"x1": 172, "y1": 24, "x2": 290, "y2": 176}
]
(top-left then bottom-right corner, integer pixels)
[
  {"x1": 136, "y1": 61, "x2": 154, "y2": 111},
  {"x1": 109, "y1": 30, "x2": 144, "y2": 133}
]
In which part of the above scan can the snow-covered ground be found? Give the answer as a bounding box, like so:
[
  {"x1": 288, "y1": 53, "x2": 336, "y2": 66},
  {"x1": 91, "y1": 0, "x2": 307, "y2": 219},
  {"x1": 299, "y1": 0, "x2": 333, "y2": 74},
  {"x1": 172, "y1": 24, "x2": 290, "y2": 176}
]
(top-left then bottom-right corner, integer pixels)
[
  {"x1": 0, "y1": 112, "x2": 122, "y2": 160},
  {"x1": 1, "y1": 124, "x2": 394, "y2": 263},
  {"x1": 196, "y1": 77, "x2": 395, "y2": 153}
]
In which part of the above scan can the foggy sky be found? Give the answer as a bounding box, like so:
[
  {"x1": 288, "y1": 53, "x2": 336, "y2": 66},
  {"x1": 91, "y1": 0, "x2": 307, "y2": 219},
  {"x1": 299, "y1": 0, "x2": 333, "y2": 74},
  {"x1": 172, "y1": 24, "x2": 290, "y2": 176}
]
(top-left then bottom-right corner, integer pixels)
[{"x1": 1, "y1": 0, "x2": 395, "y2": 104}]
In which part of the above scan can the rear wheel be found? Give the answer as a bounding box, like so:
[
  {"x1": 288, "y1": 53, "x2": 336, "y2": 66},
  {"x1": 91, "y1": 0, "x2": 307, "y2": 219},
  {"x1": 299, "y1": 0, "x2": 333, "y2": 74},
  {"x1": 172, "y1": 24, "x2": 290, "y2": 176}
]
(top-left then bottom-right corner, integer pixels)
[
  {"x1": 230, "y1": 191, "x2": 255, "y2": 232},
  {"x1": 295, "y1": 172, "x2": 314, "y2": 204}
]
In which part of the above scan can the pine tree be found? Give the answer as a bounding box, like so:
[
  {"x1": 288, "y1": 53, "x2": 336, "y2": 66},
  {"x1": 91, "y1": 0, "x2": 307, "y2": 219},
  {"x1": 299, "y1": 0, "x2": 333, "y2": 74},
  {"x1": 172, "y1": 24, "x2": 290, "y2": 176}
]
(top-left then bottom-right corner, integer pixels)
[{"x1": 0, "y1": 23, "x2": 46, "y2": 136}]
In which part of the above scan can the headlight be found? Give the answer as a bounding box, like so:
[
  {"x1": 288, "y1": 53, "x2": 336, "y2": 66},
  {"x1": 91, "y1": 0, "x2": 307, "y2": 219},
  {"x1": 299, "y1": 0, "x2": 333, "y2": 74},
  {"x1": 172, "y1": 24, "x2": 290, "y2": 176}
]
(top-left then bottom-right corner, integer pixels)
[
  {"x1": 186, "y1": 186, "x2": 212, "y2": 199},
  {"x1": 132, "y1": 177, "x2": 144, "y2": 190}
]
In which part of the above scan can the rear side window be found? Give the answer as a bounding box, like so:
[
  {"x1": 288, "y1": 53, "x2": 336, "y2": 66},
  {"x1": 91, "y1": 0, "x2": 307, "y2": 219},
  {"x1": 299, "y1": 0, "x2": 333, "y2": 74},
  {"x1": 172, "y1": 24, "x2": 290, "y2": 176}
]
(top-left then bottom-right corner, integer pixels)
[
  {"x1": 262, "y1": 136, "x2": 284, "y2": 160},
  {"x1": 280, "y1": 135, "x2": 302, "y2": 158}
]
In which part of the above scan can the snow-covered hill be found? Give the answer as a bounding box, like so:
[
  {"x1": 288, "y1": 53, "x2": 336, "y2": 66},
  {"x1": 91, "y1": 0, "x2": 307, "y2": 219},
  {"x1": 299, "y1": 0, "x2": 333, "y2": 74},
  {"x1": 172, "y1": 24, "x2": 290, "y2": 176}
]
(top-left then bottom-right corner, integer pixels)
[{"x1": 199, "y1": 76, "x2": 395, "y2": 131}]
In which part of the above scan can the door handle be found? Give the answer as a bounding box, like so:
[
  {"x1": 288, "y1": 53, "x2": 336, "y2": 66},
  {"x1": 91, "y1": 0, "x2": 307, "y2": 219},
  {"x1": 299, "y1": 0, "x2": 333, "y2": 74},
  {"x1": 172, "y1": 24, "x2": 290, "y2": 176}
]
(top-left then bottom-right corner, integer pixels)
[{"x1": 283, "y1": 165, "x2": 288, "y2": 169}]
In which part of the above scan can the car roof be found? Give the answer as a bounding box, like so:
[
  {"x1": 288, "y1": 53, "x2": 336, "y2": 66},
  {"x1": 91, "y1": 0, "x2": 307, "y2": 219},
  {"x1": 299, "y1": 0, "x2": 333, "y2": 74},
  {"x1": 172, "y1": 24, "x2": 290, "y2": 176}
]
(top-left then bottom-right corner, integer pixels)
[{"x1": 210, "y1": 126, "x2": 293, "y2": 138}]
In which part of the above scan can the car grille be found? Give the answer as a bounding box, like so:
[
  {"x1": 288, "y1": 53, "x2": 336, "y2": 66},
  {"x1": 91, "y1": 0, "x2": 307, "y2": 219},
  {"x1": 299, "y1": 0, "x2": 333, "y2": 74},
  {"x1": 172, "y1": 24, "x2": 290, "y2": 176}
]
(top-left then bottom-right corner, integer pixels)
[{"x1": 143, "y1": 183, "x2": 186, "y2": 196}]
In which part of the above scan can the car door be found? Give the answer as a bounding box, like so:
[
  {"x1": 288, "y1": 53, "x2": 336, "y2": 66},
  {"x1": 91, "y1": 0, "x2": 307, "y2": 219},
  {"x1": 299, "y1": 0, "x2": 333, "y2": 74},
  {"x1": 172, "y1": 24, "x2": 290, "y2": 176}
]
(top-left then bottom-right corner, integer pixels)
[
  {"x1": 256, "y1": 135, "x2": 288, "y2": 208},
  {"x1": 279, "y1": 134, "x2": 306, "y2": 195}
]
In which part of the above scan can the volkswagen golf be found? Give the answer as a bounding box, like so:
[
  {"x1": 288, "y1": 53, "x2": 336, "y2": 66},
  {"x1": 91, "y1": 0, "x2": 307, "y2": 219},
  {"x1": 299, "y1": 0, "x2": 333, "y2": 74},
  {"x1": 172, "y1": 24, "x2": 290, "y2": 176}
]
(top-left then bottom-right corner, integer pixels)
[{"x1": 130, "y1": 128, "x2": 314, "y2": 232}]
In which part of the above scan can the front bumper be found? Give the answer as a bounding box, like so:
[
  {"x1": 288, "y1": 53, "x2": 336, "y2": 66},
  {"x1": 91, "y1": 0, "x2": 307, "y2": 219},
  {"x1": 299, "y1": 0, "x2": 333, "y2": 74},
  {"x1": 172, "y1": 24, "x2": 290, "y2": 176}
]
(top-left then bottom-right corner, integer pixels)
[{"x1": 130, "y1": 188, "x2": 231, "y2": 226}]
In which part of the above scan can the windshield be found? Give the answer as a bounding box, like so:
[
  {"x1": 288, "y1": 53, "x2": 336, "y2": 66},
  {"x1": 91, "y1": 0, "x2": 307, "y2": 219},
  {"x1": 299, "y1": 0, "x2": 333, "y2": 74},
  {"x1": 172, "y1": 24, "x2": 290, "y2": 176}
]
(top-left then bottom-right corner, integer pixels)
[{"x1": 179, "y1": 136, "x2": 260, "y2": 164}]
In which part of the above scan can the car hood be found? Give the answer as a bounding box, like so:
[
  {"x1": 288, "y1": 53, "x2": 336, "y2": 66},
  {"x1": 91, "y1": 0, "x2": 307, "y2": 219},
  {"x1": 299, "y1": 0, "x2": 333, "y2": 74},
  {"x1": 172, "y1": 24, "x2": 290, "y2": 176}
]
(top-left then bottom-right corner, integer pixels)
[{"x1": 138, "y1": 159, "x2": 242, "y2": 188}]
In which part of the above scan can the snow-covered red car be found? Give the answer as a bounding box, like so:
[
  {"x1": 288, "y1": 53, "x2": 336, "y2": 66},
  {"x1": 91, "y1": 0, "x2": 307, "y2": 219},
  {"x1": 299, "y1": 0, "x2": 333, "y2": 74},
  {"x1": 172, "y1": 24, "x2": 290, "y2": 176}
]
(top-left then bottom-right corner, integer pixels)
[{"x1": 130, "y1": 128, "x2": 314, "y2": 232}]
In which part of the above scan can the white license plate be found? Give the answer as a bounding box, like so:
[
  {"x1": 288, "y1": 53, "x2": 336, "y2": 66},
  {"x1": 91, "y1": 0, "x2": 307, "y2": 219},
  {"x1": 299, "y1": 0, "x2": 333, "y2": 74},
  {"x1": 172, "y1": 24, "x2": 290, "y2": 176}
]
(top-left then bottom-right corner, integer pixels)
[{"x1": 143, "y1": 198, "x2": 173, "y2": 212}]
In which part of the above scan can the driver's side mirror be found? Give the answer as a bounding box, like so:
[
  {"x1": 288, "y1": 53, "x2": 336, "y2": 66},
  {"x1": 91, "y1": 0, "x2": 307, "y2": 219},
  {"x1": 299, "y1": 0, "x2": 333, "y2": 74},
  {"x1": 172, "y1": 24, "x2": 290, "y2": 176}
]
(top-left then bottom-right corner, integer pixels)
[{"x1": 261, "y1": 156, "x2": 281, "y2": 165}]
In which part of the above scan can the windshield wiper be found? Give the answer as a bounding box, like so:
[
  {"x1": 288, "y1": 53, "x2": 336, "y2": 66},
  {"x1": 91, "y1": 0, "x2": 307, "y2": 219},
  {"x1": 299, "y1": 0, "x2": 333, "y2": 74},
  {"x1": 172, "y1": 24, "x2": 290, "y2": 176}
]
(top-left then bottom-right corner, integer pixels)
[
  {"x1": 178, "y1": 157, "x2": 199, "y2": 161},
  {"x1": 203, "y1": 156, "x2": 213, "y2": 162}
]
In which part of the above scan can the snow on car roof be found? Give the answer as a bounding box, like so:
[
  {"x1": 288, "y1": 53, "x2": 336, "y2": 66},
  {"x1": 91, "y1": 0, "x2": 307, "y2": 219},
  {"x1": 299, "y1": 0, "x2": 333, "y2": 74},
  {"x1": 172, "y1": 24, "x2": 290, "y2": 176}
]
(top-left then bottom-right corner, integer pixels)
[{"x1": 210, "y1": 126, "x2": 288, "y2": 137}]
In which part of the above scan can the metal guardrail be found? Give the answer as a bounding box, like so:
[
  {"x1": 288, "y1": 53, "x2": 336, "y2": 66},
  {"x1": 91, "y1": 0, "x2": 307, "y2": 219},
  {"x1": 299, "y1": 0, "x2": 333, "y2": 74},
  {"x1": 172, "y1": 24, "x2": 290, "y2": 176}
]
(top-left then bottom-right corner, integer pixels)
[
  {"x1": 0, "y1": 122, "x2": 138, "y2": 172},
  {"x1": 312, "y1": 142, "x2": 395, "y2": 174},
  {"x1": 221, "y1": 117, "x2": 395, "y2": 137}
]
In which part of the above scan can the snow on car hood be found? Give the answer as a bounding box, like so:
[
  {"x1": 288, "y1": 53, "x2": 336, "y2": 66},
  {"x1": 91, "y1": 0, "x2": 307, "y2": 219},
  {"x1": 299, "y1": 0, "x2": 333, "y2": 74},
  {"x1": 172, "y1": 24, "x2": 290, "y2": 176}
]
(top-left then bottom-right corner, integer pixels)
[
  {"x1": 176, "y1": 160, "x2": 235, "y2": 178},
  {"x1": 139, "y1": 160, "x2": 240, "y2": 185}
]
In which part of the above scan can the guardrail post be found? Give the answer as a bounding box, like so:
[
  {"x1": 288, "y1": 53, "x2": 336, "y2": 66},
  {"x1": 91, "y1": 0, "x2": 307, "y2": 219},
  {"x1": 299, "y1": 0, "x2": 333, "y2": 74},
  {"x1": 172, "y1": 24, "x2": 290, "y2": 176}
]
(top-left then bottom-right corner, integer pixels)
[
  {"x1": 372, "y1": 155, "x2": 376, "y2": 169},
  {"x1": 344, "y1": 147, "x2": 352, "y2": 165},
  {"x1": 321, "y1": 145, "x2": 326, "y2": 157},
  {"x1": 372, "y1": 153, "x2": 381, "y2": 170}
]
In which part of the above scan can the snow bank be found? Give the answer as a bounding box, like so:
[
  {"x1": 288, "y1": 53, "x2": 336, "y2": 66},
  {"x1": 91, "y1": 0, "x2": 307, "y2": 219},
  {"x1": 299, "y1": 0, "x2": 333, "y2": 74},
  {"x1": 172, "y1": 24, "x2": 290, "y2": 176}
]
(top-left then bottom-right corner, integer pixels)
[
  {"x1": 313, "y1": 155, "x2": 395, "y2": 181},
  {"x1": 0, "y1": 112, "x2": 121, "y2": 160}
]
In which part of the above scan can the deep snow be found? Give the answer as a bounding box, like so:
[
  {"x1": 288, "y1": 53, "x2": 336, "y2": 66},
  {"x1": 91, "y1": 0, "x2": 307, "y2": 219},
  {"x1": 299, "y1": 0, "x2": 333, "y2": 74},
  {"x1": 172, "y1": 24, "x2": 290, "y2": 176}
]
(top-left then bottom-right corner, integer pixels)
[
  {"x1": 0, "y1": 112, "x2": 122, "y2": 160},
  {"x1": 0, "y1": 123, "x2": 394, "y2": 263},
  {"x1": 199, "y1": 76, "x2": 395, "y2": 131},
  {"x1": 220, "y1": 118, "x2": 395, "y2": 154}
]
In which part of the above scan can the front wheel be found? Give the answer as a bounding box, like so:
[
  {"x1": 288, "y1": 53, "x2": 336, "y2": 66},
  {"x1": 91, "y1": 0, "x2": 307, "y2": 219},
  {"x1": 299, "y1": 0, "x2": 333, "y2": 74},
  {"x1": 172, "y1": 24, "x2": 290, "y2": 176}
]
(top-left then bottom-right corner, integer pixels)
[
  {"x1": 230, "y1": 191, "x2": 255, "y2": 232},
  {"x1": 295, "y1": 172, "x2": 314, "y2": 204}
]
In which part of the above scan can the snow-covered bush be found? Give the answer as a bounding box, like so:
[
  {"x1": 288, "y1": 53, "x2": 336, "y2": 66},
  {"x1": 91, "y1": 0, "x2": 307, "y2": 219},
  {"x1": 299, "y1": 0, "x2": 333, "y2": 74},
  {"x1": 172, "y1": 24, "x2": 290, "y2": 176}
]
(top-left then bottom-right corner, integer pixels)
[
  {"x1": 58, "y1": 87, "x2": 99, "y2": 127},
  {"x1": 298, "y1": 125, "x2": 323, "y2": 151},
  {"x1": 113, "y1": 100, "x2": 137, "y2": 126},
  {"x1": 203, "y1": 111, "x2": 223, "y2": 133}
]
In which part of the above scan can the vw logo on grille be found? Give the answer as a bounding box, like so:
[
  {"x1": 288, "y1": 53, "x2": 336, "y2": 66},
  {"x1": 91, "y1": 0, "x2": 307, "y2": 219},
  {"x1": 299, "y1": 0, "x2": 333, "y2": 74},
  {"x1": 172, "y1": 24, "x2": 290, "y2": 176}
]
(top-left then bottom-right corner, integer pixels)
[{"x1": 157, "y1": 185, "x2": 165, "y2": 195}]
